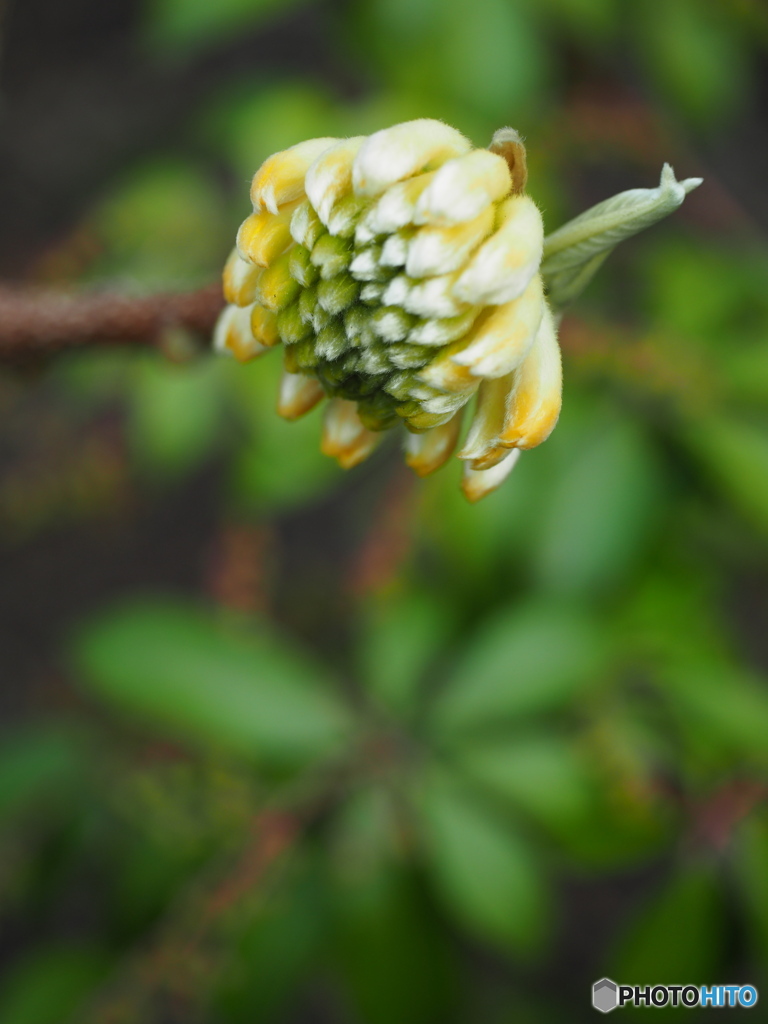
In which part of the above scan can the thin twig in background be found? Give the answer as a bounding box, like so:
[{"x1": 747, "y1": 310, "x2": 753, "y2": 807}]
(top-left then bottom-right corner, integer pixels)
[{"x1": 0, "y1": 284, "x2": 225, "y2": 362}]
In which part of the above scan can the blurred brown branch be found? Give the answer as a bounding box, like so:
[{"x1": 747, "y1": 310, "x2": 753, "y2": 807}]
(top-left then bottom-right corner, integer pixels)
[{"x1": 0, "y1": 283, "x2": 225, "y2": 363}]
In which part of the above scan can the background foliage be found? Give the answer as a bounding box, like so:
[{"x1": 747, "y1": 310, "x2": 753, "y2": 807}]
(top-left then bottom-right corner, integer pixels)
[{"x1": 2, "y1": 0, "x2": 768, "y2": 1021}]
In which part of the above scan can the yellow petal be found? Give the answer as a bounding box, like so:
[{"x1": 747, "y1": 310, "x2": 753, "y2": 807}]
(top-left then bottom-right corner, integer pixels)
[
  {"x1": 404, "y1": 411, "x2": 463, "y2": 476},
  {"x1": 321, "y1": 398, "x2": 380, "y2": 468},
  {"x1": 461, "y1": 450, "x2": 520, "y2": 502},
  {"x1": 305, "y1": 137, "x2": 366, "y2": 224},
  {"x1": 497, "y1": 303, "x2": 562, "y2": 450},
  {"x1": 413, "y1": 149, "x2": 511, "y2": 226},
  {"x1": 250, "y1": 137, "x2": 339, "y2": 214},
  {"x1": 236, "y1": 202, "x2": 299, "y2": 268},
  {"x1": 250, "y1": 304, "x2": 280, "y2": 347},
  {"x1": 253, "y1": 249, "x2": 301, "y2": 312},
  {"x1": 405, "y1": 204, "x2": 495, "y2": 277},
  {"x1": 353, "y1": 119, "x2": 471, "y2": 199},
  {"x1": 222, "y1": 248, "x2": 262, "y2": 306},
  {"x1": 454, "y1": 194, "x2": 543, "y2": 305},
  {"x1": 452, "y1": 273, "x2": 544, "y2": 378},
  {"x1": 277, "y1": 370, "x2": 325, "y2": 419}
]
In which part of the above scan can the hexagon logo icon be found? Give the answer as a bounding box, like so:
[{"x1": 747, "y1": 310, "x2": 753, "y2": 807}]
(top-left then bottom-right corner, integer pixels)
[{"x1": 593, "y1": 978, "x2": 619, "y2": 1013}]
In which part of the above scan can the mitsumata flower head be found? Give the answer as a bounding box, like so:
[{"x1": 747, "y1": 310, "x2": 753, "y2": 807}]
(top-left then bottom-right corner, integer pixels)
[{"x1": 215, "y1": 118, "x2": 701, "y2": 500}]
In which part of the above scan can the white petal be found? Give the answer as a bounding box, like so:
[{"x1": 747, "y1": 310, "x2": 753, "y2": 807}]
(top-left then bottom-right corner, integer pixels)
[
  {"x1": 404, "y1": 412, "x2": 463, "y2": 476},
  {"x1": 380, "y1": 229, "x2": 412, "y2": 267},
  {"x1": 277, "y1": 371, "x2": 325, "y2": 420},
  {"x1": 452, "y1": 273, "x2": 544, "y2": 378},
  {"x1": 213, "y1": 304, "x2": 270, "y2": 363},
  {"x1": 352, "y1": 119, "x2": 471, "y2": 198},
  {"x1": 419, "y1": 390, "x2": 474, "y2": 416},
  {"x1": 360, "y1": 281, "x2": 387, "y2": 305},
  {"x1": 457, "y1": 376, "x2": 512, "y2": 465},
  {"x1": 408, "y1": 308, "x2": 479, "y2": 347},
  {"x1": 356, "y1": 172, "x2": 436, "y2": 243},
  {"x1": 381, "y1": 275, "x2": 411, "y2": 308},
  {"x1": 305, "y1": 137, "x2": 366, "y2": 225},
  {"x1": 349, "y1": 245, "x2": 384, "y2": 282},
  {"x1": 413, "y1": 150, "x2": 511, "y2": 226},
  {"x1": 461, "y1": 449, "x2": 520, "y2": 502},
  {"x1": 405, "y1": 205, "x2": 494, "y2": 278},
  {"x1": 251, "y1": 137, "x2": 339, "y2": 214},
  {"x1": 401, "y1": 273, "x2": 469, "y2": 319},
  {"x1": 290, "y1": 199, "x2": 325, "y2": 249},
  {"x1": 454, "y1": 195, "x2": 544, "y2": 305},
  {"x1": 321, "y1": 398, "x2": 380, "y2": 468}
]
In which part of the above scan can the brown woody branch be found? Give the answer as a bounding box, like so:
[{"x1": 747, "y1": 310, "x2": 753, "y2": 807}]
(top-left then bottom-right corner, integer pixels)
[{"x1": 0, "y1": 282, "x2": 225, "y2": 363}]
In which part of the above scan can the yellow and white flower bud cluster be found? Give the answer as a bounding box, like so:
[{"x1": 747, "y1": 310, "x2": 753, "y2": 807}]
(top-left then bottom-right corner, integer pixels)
[{"x1": 214, "y1": 118, "x2": 562, "y2": 500}]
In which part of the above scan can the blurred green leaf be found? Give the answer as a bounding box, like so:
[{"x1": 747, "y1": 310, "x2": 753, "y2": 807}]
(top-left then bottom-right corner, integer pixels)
[
  {"x1": 229, "y1": 356, "x2": 341, "y2": 510},
  {"x1": 430, "y1": 600, "x2": 608, "y2": 737},
  {"x1": 201, "y1": 80, "x2": 340, "y2": 184},
  {"x1": 681, "y1": 414, "x2": 768, "y2": 536},
  {"x1": 331, "y1": 864, "x2": 460, "y2": 1024},
  {"x1": 328, "y1": 786, "x2": 402, "y2": 887},
  {"x1": 0, "y1": 946, "x2": 107, "y2": 1024},
  {"x1": 214, "y1": 862, "x2": 325, "y2": 1024},
  {"x1": 129, "y1": 357, "x2": 225, "y2": 476},
  {"x1": 74, "y1": 600, "x2": 352, "y2": 766},
  {"x1": 534, "y1": 418, "x2": 661, "y2": 596},
  {"x1": 438, "y1": 0, "x2": 551, "y2": 118},
  {"x1": 89, "y1": 160, "x2": 226, "y2": 287},
  {"x1": 659, "y1": 662, "x2": 768, "y2": 765},
  {"x1": 634, "y1": 0, "x2": 751, "y2": 125},
  {"x1": 454, "y1": 733, "x2": 593, "y2": 828},
  {"x1": 418, "y1": 769, "x2": 549, "y2": 954},
  {"x1": 643, "y1": 241, "x2": 768, "y2": 343},
  {"x1": 0, "y1": 726, "x2": 87, "y2": 821},
  {"x1": 418, "y1": 447, "x2": 550, "y2": 586},
  {"x1": 537, "y1": 0, "x2": 618, "y2": 45},
  {"x1": 143, "y1": 0, "x2": 304, "y2": 54},
  {"x1": 359, "y1": 592, "x2": 453, "y2": 719},
  {"x1": 611, "y1": 866, "x2": 723, "y2": 984},
  {"x1": 734, "y1": 814, "x2": 768, "y2": 967},
  {"x1": 723, "y1": 342, "x2": 768, "y2": 405}
]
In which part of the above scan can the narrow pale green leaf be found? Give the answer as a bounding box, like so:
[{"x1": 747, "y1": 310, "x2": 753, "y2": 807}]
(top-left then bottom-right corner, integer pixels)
[
  {"x1": 74, "y1": 601, "x2": 352, "y2": 766},
  {"x1": 430, "y1": 600, "x2": 608, "y2": 736},
  {"x1": 542, "y1": 164, "x2": 702, "y2": 308},
  {"x1": 418, "y1": 769, "x2": 549, "y2": 953}
]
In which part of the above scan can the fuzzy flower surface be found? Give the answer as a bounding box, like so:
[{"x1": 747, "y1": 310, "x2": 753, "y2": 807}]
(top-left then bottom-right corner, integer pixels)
[{"x1": 214, "y1": 118, "x2": 701, "y2": 500}]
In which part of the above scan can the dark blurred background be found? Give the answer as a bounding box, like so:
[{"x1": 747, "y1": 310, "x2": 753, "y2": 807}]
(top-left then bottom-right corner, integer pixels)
[{"x1": 2, "y1": 0, "x2": 768, "y2": 1022}]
